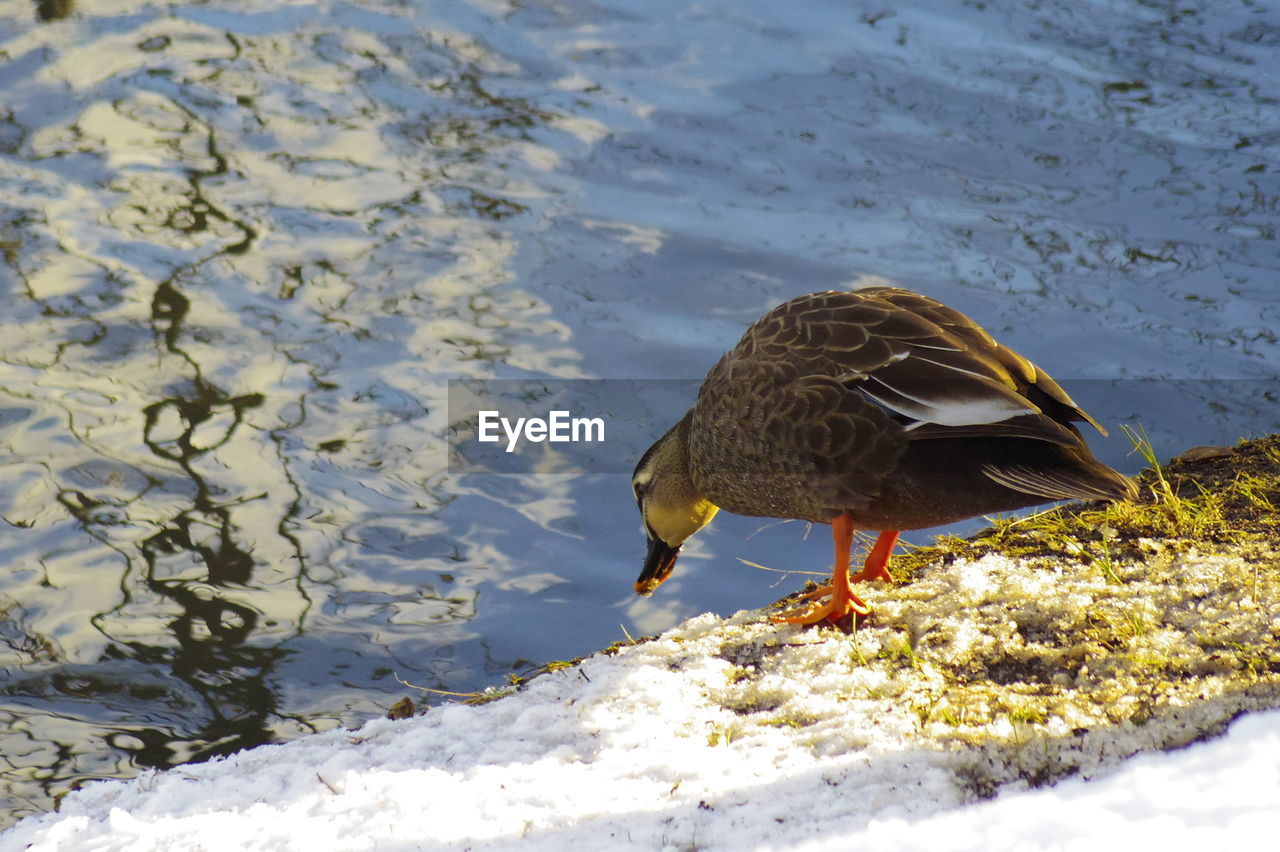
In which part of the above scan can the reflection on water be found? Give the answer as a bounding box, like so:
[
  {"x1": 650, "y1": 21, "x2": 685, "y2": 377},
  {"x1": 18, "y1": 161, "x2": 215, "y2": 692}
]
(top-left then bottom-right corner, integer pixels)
[
  {"x1": 0, "y1": 0, "x2": 583, "y2": 824},
  {"x1": 1, "y1": 0, "x2": 1278, "y2": 829}
]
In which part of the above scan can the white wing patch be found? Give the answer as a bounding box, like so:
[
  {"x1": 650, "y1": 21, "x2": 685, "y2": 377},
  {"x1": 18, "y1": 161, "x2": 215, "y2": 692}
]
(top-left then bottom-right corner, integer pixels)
[{"x1": 860, "y1": 382, "x2": 1037, "y2": 427}]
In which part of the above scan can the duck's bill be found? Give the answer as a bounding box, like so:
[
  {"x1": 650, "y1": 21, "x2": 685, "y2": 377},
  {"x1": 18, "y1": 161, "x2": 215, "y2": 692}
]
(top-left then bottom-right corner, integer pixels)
[{"x1": 635, "y1": 537, "x2": 680, "y2": 595}]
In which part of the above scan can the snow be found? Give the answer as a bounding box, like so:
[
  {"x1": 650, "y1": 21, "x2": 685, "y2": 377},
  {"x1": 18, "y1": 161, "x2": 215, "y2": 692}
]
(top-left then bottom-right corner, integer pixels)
[
  {"x1": 3, "y1": 552, "x2": 1278, "y2": 851},
  {"x1": 857, "y1": 712, "x2": 1280, "y2": 851}
]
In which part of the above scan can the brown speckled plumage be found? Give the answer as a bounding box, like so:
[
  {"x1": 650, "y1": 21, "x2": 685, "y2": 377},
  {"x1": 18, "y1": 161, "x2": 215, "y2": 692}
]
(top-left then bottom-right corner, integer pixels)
[
  {"x1": 632, "y1": 286, "x2": 1135, "y2": 619},
  {"x1": 681, "y1": 287, "x2": 1134, "y2": 526}
]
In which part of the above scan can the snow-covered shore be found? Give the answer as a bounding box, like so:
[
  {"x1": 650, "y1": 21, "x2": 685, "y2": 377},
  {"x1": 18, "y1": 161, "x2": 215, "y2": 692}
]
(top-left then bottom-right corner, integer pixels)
[{"x1": 4, "y1": 545, "x2": 1278, "y2": 851}]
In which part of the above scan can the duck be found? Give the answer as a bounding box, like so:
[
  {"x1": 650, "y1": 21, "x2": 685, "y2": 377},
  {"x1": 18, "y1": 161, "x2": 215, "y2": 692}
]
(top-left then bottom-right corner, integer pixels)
[{"x1": 631, "y1": 286, "x2": 1136, "y2": 626}]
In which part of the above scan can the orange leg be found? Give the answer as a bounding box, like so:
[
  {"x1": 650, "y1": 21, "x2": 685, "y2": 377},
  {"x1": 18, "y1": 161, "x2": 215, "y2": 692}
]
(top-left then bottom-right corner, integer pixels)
[
  {"x1": 772, "y1": 513, "x2": 871, "y2": 625},
  {"x1": 850, "y1": 530, "x2": 899, "y2": 583},
  {"x1": 791, "y1": 529, "x2": 897, "y2": 602}
]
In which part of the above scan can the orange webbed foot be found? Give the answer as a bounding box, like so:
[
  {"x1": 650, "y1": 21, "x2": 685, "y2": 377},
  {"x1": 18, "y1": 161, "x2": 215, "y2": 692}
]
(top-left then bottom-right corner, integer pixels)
[
  {"x1": 771, "y1": 525, "x2": 898, "y2": 628},
  {"x1": 771, "y1": 583, "x2": 870, "y2": 625},
  {"x1": 772, "y1": 551, "x2": 870, "y2": 627}
]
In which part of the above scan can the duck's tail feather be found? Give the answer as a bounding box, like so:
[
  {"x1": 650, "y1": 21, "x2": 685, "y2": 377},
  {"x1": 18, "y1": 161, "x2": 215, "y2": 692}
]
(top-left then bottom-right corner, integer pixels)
[{"x1": 980, "y1": 462, "x2": 1137, "y2": 503}]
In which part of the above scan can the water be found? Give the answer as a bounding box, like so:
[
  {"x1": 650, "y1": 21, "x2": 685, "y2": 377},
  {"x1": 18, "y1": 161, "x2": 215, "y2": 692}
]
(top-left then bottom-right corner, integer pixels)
[{"x1": 1, "y1": 0, "x2": 1278, "y2": 828}]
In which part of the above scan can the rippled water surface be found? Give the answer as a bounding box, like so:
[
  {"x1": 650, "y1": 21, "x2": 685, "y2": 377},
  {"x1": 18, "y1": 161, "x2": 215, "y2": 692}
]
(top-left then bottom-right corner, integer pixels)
[{"x1": 1, "y1": 0, "x2": 1278, "y2": 827}]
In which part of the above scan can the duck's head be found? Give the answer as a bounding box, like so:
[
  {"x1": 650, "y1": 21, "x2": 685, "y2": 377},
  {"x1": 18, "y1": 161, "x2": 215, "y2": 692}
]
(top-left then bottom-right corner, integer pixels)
[{"x1": 632, "y1": 416, "x2": 719, "y2": 595}]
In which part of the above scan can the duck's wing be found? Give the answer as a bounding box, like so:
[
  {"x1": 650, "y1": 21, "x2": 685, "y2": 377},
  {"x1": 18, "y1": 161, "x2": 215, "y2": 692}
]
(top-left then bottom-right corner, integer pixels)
[
  {"x1": 866, "y1": 287, "x2": 1107, "y2": 435},
  {"x1": 732, "y1": 287, "x2": 1103, "y2": 448},
  {"x1": 692, "y1": 288, "x2": 1129, "y2": 516}
]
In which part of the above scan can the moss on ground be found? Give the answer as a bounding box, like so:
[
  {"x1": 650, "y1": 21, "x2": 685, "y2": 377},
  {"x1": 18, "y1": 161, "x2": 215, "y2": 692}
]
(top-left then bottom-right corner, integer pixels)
[
  {"x1": 731, "y1": 433, "x2": 1280, "y2": 790},
  {"x1": 892, "y1": 433, "x2": 1280, "y2": 580}
]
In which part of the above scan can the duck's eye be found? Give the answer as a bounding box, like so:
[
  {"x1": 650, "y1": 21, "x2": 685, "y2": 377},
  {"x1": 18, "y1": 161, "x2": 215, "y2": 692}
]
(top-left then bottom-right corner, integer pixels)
[{"x1": 632, "y1": 481, "x2": 647, "y2": 504}]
